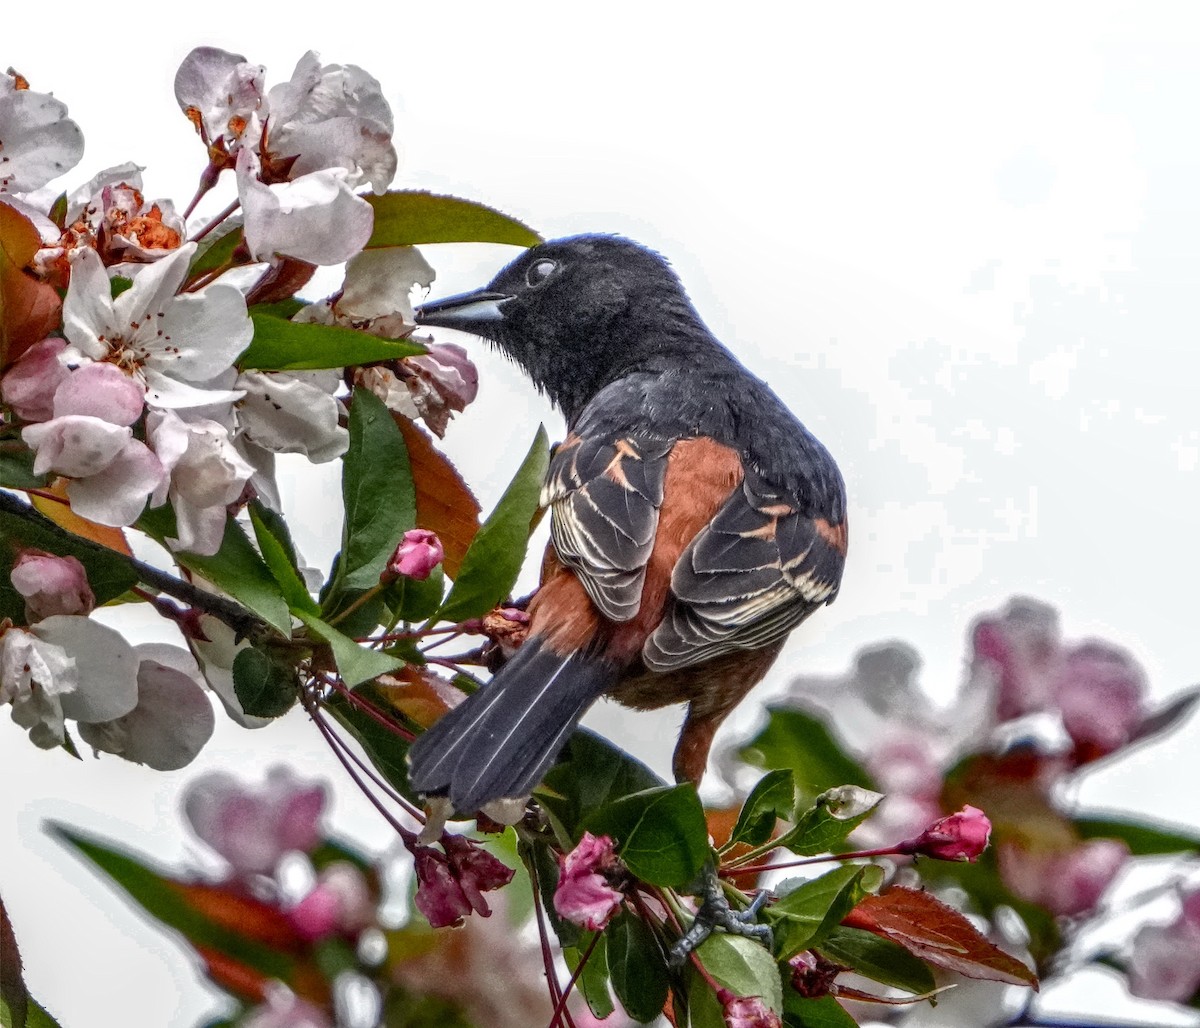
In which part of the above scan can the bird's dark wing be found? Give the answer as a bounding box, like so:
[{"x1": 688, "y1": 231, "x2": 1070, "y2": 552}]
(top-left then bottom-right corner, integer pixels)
[
  {"x1": 642, "y1": 469, "x2": 847, "y2": 672},
  {"x1": 541, "y1": 433, "x2": 673, "y2": 622}
]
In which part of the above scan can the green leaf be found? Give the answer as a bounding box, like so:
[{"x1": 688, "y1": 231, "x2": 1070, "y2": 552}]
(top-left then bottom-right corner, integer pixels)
[
  {"x1": 1073, "y1": 814, "x2": 1200, "y2": 855},
  {"x1": 767, "y1": 866, "x2": 879, "y2": 961},
  {"x1": 740, "y1": 708, "x2": 875, "y2": 803},
  {"x1": 189, "y1": 222, "x2": 243, "y2": 279},
  {"x1": 240, "y1": 311, "x2": 426, "y2": 371},
  {"x1": 816, "y1": 927, "x2": 936, "y2": 996},
  {"x1": 606, "y1": 910, "x2": 668, "y2": 1023},
  {"x1": 565, "y1": 935, "x2": 615, "y2": 1020},
  {"x1": 0, "y1": 499, "x2": 137, "y2": 621},
  {"x1": 297, "y1": 612, "x2": 404, "y2": 688},
  {"x1": 585, "y1": 784, "x2": 709, "y2": 888},
  {"x1": 696, "y1": 933, "x2": 783, "y2": 1012},
  {"x1": 248, "y1": 501, "x2": 319, "y2": 615},
  {"x1": 109, "y1": 275, "x2": 133, "y2": 299},
  {"x1": 52, "y1": 825, "x2": 303, "y2": 985},
  {"x1": 25, "y1": 998, "x2": 64, "y2": 1028},
  {"x1": 231, "y1": 646, "x2": 298, "y2": 718},
  {"x1": 325, "y1": 683, "x2": 416, "y2": 801},
  {"x1": 778, "y1": 786, "x2": 883, "y2": 856},
  {"x1": 437, "y1": 426, "x2": 549, "y2": 623},
  {"x1": 0, "y1": 448, "x2": 46, "y2": 490},
  {"x1": 782, "y1": 992, "x2": 858, "y2": 1028},
  {"x1": 158, "y1": 513, "x2": 291, "y2": 635},
  {"x1": 335, "y1": 387, "x2": 415, "y2": 593},
  {"x1": 384, "y1": 566, "x2": 445, "y2": 623},
  {"x1": 365, "y1": 191, "x2": 541, "y2": 248},
  {"x1": 730, "y1": 770, "x2": 796, "y2": 847},
  {"x1": 538, "y1": 729, "x2": 665, "y2": 842}
]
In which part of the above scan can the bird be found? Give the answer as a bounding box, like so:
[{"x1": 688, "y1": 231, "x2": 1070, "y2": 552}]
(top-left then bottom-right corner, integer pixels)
[{"x1": 407, "y1": 235, "x2": 847, "y2": 817}]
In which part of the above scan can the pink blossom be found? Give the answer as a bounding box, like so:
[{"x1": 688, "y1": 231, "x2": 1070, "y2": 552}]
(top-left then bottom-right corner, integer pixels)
[
  {"x1": 240, "y1": 990, "x2": 331, "y2": 1028},
  {"x1": 971, "y1": 597, "x2": 1062, "y2": 721},
  {"x1": 289, "y1": 862, "x2": 376, "y2": 940},
  {"x1": 899, "y1": 805, "x2": 992, "y2": 862},
  {"x1": 1127, "y1": 913, "x2": 1200, "y2": 1004},
  {"x1": 717, "y1": 989, "x2": 782, "y2": 1028},
  {"x1": 999, "y1": 838, "x2": 1130, "y2": 917},
  {"x1": 183, "y1": 767, "x2": 327, "y2": 876},
  {"x1": 412, "y1": 835, "x2": 515, "y2": 928},
  {"x1": 553, "y1": 832, "x2": 624, "y2": 932},
  {"x1": 385, "y1": 529, "x2": 445, "y2": 582},
  {"x1": 1, "y1": 337, "x2": 68, "y2": 422},
  {"x1": 52, "y1": 361, "x2": 145, "y2": 426},
  {"x1": 1054, "y1": 641, "x2": 1146, "y2": 761},
  {"x1": 10, "y1": 552, "x2": 95, "y2": 622}
]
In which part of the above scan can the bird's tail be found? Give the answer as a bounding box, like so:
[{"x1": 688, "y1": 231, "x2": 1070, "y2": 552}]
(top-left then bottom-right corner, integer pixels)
[{"x1": 407, "y1": 638, "x2": 619, "y2": 814}]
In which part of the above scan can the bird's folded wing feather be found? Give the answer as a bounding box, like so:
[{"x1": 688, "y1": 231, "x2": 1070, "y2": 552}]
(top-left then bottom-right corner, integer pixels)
[
  {"x1": 541, "y1": 433, "x2": 672, "y2": 622},
  {"x1": 642, "y1": 472, "x2": 847, "y2": 672}
]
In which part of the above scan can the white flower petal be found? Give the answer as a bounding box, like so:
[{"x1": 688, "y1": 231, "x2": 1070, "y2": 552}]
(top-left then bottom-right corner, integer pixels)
[
  {"x1": 190, "y1": 615, "x2": 272, "y2": 729},
  {"x1": 79, "y1": 650, "x2": 215, "y2": 770},
  {"x1": 61, "y1": 248, "x2": 117, "y2": 360},
  {"x1": 23, "y1": 415, "x2": 132, "y2": 477},
  {"x1": 112, "y1": 242, "x2": 193, "y2": 328},
  {"x1": 174, "y1": 47, "x2": 265, "y2": 147},
  {"x1": 65, "y1": 162, "x2": 143, "y2": 225},
  {"x1": 66, "y1": 440, "x2": 165, "y2": 526},
  {"x1": 156, "y1": 283, "x2": 253, "y2": 383},
  {"x1": 237, "y1": 371, "x2": 348, "y2": 462},
  {"x1": 335, "y1": 246, "x2": 434, "y2": 330},
  {"x1": 0, "y1": 88, "x2": 85, "y2": 193},
  {"x1": 34, "y1": 616, "x2": 139, "y2": 723}
]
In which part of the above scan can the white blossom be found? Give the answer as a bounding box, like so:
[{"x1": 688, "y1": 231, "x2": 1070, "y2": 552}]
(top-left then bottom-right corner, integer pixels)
[
  {"x1": 148, "y1": 410, "x2": 255, "y2": 555},
  {"x1": 79, "y1": 644, "x2": 215, "y2": 770},
  {"x1": 1, "y1": 617, "x2": 139, "y2": 748},
  {"x1": 0, "y1": 73, "x2": 84, "y2": 194},
  {"x1": 236, "y1": 370, "x2": 348, "y2": 462},
  {"x1": 266, "y1": 52, "x2": 397, "y2": 193},
  {"x1": 236, "y1": 148, "x2": 373, "y2": 266},
  {"x1": 174, "y1": 47, "x2": 266, "y2": 151}
]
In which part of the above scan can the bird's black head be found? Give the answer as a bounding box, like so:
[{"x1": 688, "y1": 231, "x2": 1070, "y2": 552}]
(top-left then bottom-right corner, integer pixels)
[{"x1": 416, "y1": 235, "x2": 716, "y2": 421}]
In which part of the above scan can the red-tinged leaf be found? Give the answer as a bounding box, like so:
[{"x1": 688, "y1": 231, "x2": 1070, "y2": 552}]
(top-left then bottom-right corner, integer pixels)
[
  {"x1": 0, "y1": 202, "x2": 62, "y2": 369},
  {"x1": 842, "y1": 887, "x2": 1038, "y2": 989},
  {"x1": 193, "y1": 943, "x2": 330, "y2": 1006},
  {"x1": 393, "y1": 414, "x2": 481, "y2": 579},
  {"x1": 31, "y1": 480, "x2": 134, "y2": 556},
  {"x1": 167, "y1": 881, "x2": 307, "y2": 952}
]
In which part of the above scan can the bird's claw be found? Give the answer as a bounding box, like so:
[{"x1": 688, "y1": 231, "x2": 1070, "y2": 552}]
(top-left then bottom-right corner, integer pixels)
[{"x1": 668, "y1": 870, "x2": 774, "y2": 968}]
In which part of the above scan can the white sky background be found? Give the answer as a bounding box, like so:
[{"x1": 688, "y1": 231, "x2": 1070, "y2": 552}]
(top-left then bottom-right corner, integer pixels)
[{"x1": 4, "y1": 4, "x2": 1199, "y2": 1026}]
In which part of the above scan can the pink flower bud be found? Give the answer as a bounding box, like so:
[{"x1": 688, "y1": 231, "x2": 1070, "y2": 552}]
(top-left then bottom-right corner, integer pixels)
[
  {"x1": 899, "y1": 805, "x2": 992, "y2": 862},
  {"x1": 1054, "y1": 641, "x2": 1146, "y2": 761},
  {"x1": 553, "y1": 832, "x2": 624, "y2": 932},
  {"x1": 384, "y1": 529, "x2": 444, "y2": 582},
  {"x1": 10, "y1": 552, "x2": 95, "y2": 622},
  {"x1": 52, "y1": 361, "x2": 145, "y2": 426},
  {"x1": 1, "y1": 337, "x2": 69, "y2": 423},
  {"x1": 717, "y1": 989, "x2": 782, "y2": 1028},
  {"x1": 998, "y1": 838, "x2": 1129, "y2": 917}
]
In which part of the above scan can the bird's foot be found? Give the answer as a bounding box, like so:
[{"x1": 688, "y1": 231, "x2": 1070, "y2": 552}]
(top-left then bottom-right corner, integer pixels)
[{"x1": 668, "y1": 866, "x2": 773, "y2": 968}]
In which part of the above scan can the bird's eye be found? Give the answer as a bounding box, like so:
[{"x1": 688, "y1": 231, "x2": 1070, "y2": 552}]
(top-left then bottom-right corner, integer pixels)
[{"x1": 525, "y1": 259, "x2": 557, "y2": 287}]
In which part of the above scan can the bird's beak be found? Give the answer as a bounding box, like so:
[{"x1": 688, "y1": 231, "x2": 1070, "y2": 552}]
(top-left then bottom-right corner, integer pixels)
[{"x1": 415, "y1": 289, "x2": 512, "y2": 332}]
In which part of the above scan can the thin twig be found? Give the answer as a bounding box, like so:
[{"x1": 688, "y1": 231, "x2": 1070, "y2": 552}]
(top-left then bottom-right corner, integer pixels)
[{"x1": 546, "y1": 930, "x2": 601, "y2": 1028}]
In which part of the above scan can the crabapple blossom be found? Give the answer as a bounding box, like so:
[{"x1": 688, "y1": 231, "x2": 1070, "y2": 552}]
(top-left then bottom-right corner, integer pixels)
[
  {"x1": 0, "y1": 71, "x2": 84, "y2": 194},
  {"x1": 411, "y1": 835, "x2": 515, "y2": 928},
  {"x1": 236, "y1": 147, "x2": 373, "y2": 266},
  {"x1": 1, "y1": 337, "x2": 69, "y2": 421},
  {"x1": 78, "y1": 644, "x2": 215, "y2": 770},
  {"x1": 356, "y1": 342, "x2": 479, "y2": 438},
  {"x1": 553, "y1": 832, "x2": 624, "y2": 931},
  {"x1": 971, "y1": 596, "x2": 1062, "y2": 721},
  {"x1": 235, "y1": 370, "x2": 348, "y2": 463},
  {"x1": 265, "y1": 52, "x2": 397, "y2": 192},
  {"x1": 718, "y1": 990, "x2": 782, "y2": 1028},
  {"x1": 998, "y1": 838, "x2": 1130, "y2": 917},
  {"x1": 310, "y1": 246, "x2": 435, "y2": 336},
  {"x1": 61, "y1": 244, "x2": 250, "y2": 410},
  {"x1": 10, "y1": 552, "x2": 95, "y2": 622},
  {"x1": 1127, "y1": 889, "x2": 1200, "y2": 1003},
  {"x1": 288, "y1": 862, "x2": 376, "y2": 941},
  {"x1": 184, "y1": 767, "x2": 327, "y2": 877},
  {"x1": 240, "y1": 989, "x2": 331, "y2": 1028},
  {"x1": 1055, "y1": 641, "x2": 1146, "y2": 760},
  {"x1": 173, "y1": 47, "x2": 265, "y2": 155},
  {"x1": 385, "y1": 529, "x2": 444, "y2": 582},
  {"x1": 0, "y1": 616, "x2": 139, "y2": 748},
  {"x1": 148, "y1": 409, "x2": 256, "y2": 555}
]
